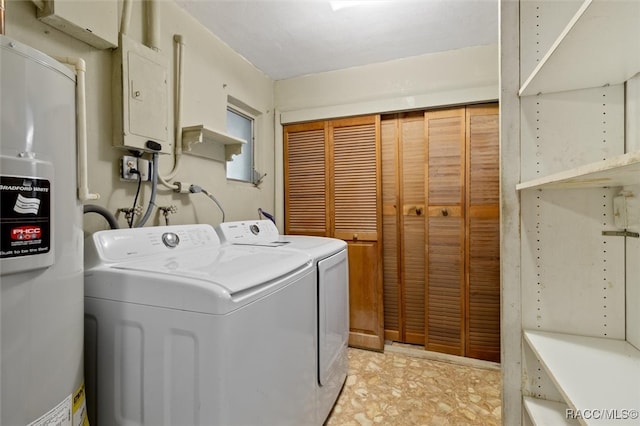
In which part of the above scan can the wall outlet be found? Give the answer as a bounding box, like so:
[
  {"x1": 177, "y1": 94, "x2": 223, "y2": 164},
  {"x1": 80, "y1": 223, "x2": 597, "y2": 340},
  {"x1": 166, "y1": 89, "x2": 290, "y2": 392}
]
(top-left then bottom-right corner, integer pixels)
[
  {"x1": 137, "y1": 159, "x2": 150, "y2": 181},
  {"x1": 121, "y1": 155, "x2": 139, "y2": 181}
]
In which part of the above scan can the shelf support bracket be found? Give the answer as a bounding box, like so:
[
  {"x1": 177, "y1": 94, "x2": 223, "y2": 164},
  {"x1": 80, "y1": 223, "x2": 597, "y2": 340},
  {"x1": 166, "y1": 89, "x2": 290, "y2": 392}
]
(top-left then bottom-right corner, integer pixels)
[{"x1": 601, "y1": 230, "x2": 640, "y2": 238}]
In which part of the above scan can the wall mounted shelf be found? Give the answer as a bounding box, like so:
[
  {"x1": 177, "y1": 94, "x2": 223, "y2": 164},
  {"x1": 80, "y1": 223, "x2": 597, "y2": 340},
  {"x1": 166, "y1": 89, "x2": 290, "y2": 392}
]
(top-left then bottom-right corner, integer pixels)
[
  {"x1": 519, "y1": 0, "x2": 640, "y2": 97},
  {"x1": 516, "y1": 151, "x2": 640, "y2": 191},
  {"x1": 182, "y1": 125, "x2": 245, "y2": 163},
  {"x1": 523, "y1": 397, "x2": 575, "y2": 426},
  {"x1": 524, "y1": 330, "x2": 640, "y2": 425}
]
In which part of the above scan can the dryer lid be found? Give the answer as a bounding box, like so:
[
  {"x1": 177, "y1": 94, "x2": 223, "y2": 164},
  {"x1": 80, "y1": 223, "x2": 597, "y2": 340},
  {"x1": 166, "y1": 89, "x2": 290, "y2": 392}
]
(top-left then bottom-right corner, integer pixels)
[
  {"x1": 113, "y1": 244, "x2": 312, "y2": 295},
  {"x1": 279, "y1": 235, "x2": 346, "y2": 258}
]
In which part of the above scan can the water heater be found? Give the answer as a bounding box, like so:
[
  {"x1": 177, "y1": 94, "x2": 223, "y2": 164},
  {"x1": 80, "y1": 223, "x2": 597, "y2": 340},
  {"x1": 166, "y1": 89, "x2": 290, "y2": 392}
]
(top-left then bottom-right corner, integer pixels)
[{"x1": 0, "y1": 35, "x2": 86, "y2": 425}]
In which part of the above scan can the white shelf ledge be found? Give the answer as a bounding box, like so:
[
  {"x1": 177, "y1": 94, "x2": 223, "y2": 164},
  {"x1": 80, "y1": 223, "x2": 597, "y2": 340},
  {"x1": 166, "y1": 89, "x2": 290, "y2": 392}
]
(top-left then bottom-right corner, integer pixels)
[
  {"x1": 182, "y1": 125, "x2": 246, "y2": 163},
  {"x1": 524, "y1": 330, "x2": 640, "y2": 425},
  {"x1": 516, "y1": 151, "x2": 640, "y2": 190},
  {"x1": 524, "y1": 397, "x2": 576, "y2": 426},
  {"x1": 519, "y1": 0, "x2": 640, "y2": 96}
]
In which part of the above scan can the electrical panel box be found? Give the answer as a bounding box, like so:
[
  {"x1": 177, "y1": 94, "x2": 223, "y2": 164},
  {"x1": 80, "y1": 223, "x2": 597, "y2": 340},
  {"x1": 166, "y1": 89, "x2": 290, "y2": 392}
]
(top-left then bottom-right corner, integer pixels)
[
  {"x1": 112, "y1": 34, "x2": 171, "y2": 154},
  {"x1": 37, "y1": 0, "x2": 118, "y2": 49}
]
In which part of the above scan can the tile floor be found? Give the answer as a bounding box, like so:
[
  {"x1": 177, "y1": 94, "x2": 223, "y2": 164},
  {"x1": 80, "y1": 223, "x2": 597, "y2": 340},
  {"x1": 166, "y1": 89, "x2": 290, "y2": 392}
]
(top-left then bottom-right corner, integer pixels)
[{"x1": 325, "y1": 345, "x2": 502, "y2": 426}]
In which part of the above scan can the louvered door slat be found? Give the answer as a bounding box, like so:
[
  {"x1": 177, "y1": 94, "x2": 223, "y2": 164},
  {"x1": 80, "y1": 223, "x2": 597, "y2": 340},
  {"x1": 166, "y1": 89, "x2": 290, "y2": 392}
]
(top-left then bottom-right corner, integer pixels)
[{"x1": 284, "y1": 124, "x2": 327, "y2": 236}]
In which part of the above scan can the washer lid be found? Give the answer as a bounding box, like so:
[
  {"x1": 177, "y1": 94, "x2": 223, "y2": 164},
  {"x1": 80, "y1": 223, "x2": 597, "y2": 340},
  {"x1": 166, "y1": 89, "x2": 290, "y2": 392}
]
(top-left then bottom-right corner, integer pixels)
[{"x1": 113, "y1": 244, "x2": 312, "y2": 295}]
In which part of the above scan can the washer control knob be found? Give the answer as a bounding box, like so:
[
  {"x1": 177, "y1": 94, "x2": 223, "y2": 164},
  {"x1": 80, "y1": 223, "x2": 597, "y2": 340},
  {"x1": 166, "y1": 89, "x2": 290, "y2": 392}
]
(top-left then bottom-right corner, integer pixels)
[
  {"x1": 162, "y1": 232, "x2": 180, "y2": 248},
  {"x1": 250, "y1": 224, "x2": 260, "y2": 235}
]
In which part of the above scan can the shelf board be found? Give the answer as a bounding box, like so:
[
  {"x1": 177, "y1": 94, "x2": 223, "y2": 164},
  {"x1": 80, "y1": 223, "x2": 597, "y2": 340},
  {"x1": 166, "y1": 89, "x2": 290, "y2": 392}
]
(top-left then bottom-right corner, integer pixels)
[
  {"x1": 524, "y1": 397, "x2": 576, "y2": 426},
  {"x1": 182, "y1": 125, "x2": 246, "y2": 163},
  {"x1": 519, "y1": 0, "x2": 640, "y2": 96},
  {"x1": 516, "y1": 151, "x2": 640, "y2": 190},
  {"x1": 524, "y1": 330, "x2": 640, "y2": 424}
]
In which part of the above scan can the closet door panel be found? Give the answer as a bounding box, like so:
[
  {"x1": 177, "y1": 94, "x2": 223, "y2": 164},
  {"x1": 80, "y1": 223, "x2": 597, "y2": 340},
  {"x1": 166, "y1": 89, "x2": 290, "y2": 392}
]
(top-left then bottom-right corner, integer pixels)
[
  {"x1": 426, "y1": 214, "x2": 465, "y2": 355},
  {"x1": 284, "y1": 122, "x2": 328, "y2": 236},
  {"x1": 331, "y1": 115, "x2": 384, "y2": 351},
  {"x1": 285, "y1": 115, "x2": 384, "y2": 352},
  {"x1": 347, "y1": 241, "x2": 384, "y2": 350},
  {"x1": 425, "y1": 108, "x2": 466, "y2": 356},
  {"x1": 403, "y1": 216, "x2": 425, "y2": 344},
  {"x1": 381, "y1": 118, "x2": 400, "y2": 341},
  {"x1": 426, "y1": 110, "x2": 466, "y2": 206},
  {"x1": 467, "y1": 214, "x2": 500, "y2": 361},
  {"x1": 401, "y1": 116, "x2": 426, "y2": 344},
  {"x1": 466, "y1": 104, "x2": 500, "y2": 362}
]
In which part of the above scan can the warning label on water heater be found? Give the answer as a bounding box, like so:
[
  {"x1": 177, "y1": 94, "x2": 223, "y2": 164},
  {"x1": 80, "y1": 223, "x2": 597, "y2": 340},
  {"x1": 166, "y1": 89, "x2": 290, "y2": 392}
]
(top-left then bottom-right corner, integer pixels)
[{"x1": 0, "y1": 175, "x2": 51, "y2": 259}]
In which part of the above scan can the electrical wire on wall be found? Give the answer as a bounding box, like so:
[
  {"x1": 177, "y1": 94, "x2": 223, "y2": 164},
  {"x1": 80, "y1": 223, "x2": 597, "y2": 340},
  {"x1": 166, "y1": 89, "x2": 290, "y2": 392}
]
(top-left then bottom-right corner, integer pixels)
[
  {"x1": 134, "y1": 151, "x2": 159, "y2": 228},
  {"x1": 129, "y1": 168, "x2": 142, "y2": 228}
]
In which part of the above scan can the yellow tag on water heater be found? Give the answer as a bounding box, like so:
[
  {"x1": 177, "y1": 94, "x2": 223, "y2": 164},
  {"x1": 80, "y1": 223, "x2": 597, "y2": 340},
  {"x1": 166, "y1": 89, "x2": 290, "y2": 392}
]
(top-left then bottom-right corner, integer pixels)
[{"x1": 72, "y1": 381, "x2": 90, "y2": 426}]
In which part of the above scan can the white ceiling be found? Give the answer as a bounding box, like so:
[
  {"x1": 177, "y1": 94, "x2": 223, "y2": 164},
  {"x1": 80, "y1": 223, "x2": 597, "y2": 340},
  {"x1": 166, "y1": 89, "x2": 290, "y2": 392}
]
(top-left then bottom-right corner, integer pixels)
[{"x1": 175, "y1": 0, "x2": 499, "y2": 81}]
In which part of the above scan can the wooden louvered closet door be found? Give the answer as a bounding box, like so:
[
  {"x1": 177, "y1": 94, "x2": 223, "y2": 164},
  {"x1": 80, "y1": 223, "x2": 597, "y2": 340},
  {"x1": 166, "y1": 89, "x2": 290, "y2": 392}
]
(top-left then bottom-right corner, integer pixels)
[
  {"x1": 380, "y1": 112, "x2": 426, "y2": 344},
  {"x1": 425, "y1": 107, "x2": 466, "y2": 356},
  {"x1": 381, "y1": 117, "x2": 400, "y2": 341},
  {"x1": 284, "y1": 116, "x2": 384, "y2": 352},
  {"x1": 380, "y1": 104, "x2": 500, "y2": 362},
  {"x1": 465, "y1": 104, "x2": 500, "y2": 362},
  {"x1": 331, "y1": 116, "x2": 383, "y2": 351}
]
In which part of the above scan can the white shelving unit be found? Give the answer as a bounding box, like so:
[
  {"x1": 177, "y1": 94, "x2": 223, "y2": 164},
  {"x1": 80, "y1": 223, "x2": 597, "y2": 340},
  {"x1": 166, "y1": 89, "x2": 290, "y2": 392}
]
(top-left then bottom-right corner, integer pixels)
[
  {"x1": 524, "y1": 331, "x2": 640, "y2": 425},
  {"x1": 519, "y1": 0, "x2": 640, "y2": 96},
  {"x1": 503, "y1": 0, "x2": 640, "y2": 424}
]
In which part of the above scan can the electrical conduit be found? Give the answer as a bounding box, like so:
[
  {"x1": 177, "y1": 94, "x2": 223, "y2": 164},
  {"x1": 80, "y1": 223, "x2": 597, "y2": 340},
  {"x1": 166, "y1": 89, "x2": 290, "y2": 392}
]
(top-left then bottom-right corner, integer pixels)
[
  {"x1": 159, "y1": 34, "x2": 185, "y2": 190},
  {"x1": 53, "y1": 56, "x2": 99, "y2": 201},
  {"x1": 120, "y1": 0, "x2": 132, "y2": 36},
  {"x1": 146, "y1": 0, "x2": 160, "y2": 51}
]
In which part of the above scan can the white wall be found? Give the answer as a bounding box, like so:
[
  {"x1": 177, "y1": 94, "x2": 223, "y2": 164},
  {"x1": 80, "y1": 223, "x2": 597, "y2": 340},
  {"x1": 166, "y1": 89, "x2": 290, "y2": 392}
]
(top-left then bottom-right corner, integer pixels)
[
  {"x1": 275, "y1": 44, "x2": 498, "y2": 122},
  {"x1": 5, "y1": 0, "x2": 275, "y2": 234},
  {"x1": 273, "y1": 44, "x2": 499, "y2": 228},
  {"x1": 6, "y1": 1, "x2": 499, "y2": 234}
]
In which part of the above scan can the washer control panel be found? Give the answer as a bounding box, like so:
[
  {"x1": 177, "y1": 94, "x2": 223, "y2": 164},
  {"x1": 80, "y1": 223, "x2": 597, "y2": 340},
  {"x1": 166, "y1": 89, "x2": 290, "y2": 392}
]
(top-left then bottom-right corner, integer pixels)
[{"x1": 90, "y1": 224, "x2": 220, "y2": 262}]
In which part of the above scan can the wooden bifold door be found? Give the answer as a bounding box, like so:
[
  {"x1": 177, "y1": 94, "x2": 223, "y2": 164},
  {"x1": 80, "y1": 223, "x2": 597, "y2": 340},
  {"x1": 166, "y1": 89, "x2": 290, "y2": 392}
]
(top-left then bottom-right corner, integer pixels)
[
  {"x1": 284, "y1": 116, "x2": 385, "y2": 351},
  {"x1": 381, "y1": 104, "x2": 500, "y2": 362}
]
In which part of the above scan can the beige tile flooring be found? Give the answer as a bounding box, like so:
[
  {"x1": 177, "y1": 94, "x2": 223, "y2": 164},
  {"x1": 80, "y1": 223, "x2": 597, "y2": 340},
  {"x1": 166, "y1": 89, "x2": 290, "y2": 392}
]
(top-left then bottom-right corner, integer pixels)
[{"x1": 325, "y1": 344, "x2": 502, "y2": 426}]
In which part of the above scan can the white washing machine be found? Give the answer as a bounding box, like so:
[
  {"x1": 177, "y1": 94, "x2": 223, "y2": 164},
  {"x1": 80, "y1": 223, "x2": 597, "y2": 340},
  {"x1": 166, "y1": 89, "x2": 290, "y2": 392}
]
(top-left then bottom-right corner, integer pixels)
[
  {"x1": 83, "y1": 224, "x2": 317, "y2": 426},
  {"x1": 215, "y1": 220, "x2": 349, "y2": 423}
]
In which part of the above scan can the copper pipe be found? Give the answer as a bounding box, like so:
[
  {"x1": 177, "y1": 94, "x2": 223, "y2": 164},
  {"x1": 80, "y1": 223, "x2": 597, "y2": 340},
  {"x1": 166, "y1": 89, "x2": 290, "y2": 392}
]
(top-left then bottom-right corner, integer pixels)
[{"x1": 0, "y1": 0, "x2": 5, "y2": 36}]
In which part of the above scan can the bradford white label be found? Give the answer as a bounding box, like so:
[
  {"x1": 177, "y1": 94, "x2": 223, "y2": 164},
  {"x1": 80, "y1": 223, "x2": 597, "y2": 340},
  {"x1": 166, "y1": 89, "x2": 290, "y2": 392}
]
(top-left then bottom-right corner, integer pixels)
[{"x1": 0, "y1": 176, "x2": 51, "y2": 258}]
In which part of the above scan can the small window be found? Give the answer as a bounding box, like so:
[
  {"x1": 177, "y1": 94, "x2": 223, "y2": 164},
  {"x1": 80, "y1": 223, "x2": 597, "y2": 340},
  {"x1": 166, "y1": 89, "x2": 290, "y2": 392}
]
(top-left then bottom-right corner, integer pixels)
[{"x1": 226, "y1": 107, "x2": 254, "y2": 182}]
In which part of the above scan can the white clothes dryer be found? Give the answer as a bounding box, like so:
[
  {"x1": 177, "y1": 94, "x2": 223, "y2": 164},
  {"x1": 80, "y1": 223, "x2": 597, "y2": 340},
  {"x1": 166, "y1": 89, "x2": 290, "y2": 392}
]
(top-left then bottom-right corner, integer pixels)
[
  {"x1": 84, "y1": 224, "x2": 317, "y2": 426},
  {"x1": 215, "y1": 220, "x2": 349, "y2": 423}
]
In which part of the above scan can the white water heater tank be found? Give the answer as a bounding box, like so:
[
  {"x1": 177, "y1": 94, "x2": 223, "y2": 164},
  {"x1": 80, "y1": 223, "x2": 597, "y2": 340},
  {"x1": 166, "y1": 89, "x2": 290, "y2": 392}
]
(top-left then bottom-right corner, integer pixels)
[{"x1": 0, "y1": 35, "x2": 86, "y2": 425}]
